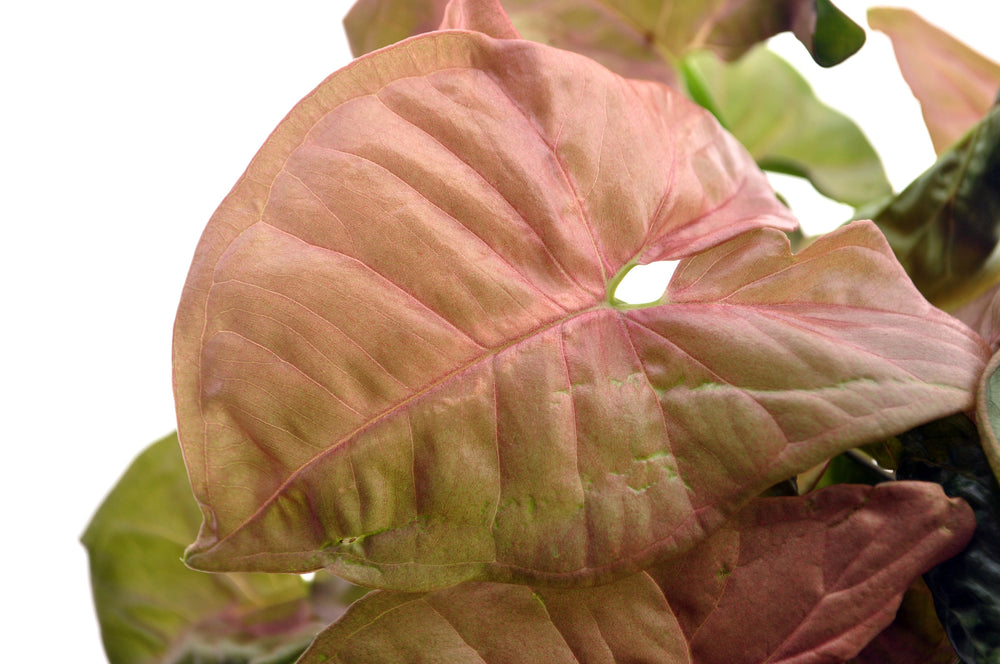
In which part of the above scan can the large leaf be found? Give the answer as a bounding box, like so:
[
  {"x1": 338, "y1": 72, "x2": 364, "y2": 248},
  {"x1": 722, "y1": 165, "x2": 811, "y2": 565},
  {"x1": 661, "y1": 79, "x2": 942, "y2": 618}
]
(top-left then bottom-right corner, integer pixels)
[
  {"x1": 82, "y1": 434, "x2": 359, "y2": 663},
  {"x1": 872, "y1": 104, "x2": 1000, "y2": 312},
  {"x1": 682, "y1": 45, "x2": 892, "y2": 207},
  {"x1": 174, "y1": 25, "x2": 790, "y2": 587},
  {"x1": 297, "y1": 483, "x2": 974, "y2": 663},
  {"x1": 344, "y1": 0, "x2": 865, "y2": 81},
  {"x1": 173, "y1": 21, "x2": 987, "y2": 592},
  {"x1": 898, "y1": 413, "x2": 1000, "y2": 664},
  {"x1": 868, "y1": 7, "x2": 1000, "y2": 155}
]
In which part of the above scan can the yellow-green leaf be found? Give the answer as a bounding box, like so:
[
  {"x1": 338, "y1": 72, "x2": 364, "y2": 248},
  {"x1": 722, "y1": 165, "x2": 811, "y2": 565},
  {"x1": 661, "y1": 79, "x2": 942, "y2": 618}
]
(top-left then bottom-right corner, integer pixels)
[{"x1": 681, "y1": 45, "x2": 892, "y2": 207}]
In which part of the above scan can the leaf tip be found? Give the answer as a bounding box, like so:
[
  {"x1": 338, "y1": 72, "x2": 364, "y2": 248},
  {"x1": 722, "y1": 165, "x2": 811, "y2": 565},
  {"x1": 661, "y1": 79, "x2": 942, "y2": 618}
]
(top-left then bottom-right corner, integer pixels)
[{"x1": 808, "y1": 0, "x2": 867, "y2": 67}]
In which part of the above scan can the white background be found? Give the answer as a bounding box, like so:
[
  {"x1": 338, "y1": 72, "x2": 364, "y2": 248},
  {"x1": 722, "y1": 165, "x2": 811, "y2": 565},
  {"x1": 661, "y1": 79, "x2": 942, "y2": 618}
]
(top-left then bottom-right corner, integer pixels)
[{"x1": 3, "y1": 1, "x2": 997, "y2": 660}]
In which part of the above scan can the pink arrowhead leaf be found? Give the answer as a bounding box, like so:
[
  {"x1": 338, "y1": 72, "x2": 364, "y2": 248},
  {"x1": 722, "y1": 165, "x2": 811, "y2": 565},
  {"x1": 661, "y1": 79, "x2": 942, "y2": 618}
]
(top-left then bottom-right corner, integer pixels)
[
  {"x1": 174, "y1": 20, "x2": 987, "y2": 591},
  {"x1": 868, "y1": 7, "x2": 1000, "y2": 154},
  {"x1": 296, "y1": 482, "x2": 974, "y2": 663}
]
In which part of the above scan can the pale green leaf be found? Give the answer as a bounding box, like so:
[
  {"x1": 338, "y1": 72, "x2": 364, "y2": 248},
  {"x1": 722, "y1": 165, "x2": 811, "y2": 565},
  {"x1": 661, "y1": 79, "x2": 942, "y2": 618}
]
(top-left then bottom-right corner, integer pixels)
[
  {"x1": 681, "y1": 45, "x2": 892, "y2": 207},
  {"x1": 82, "y1": 434, "x2": 360, "y2": 664}
]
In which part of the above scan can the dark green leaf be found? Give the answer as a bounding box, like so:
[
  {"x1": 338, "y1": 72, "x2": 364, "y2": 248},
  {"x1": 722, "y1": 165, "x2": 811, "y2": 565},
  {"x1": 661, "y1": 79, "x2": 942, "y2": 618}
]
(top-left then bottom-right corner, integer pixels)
[
  {"x1": 82, "y1": 434, "x2": 361, "y2": 664},
  {"x1": 808, "y1": 0, "x2": 867, "y2": 67},
  {"x1": 872, "y1": 105, "x2": 1000, "y2": 311},
  {"x1": 681, "y1": 46, "x2": 892, "y2": 207},
  {"x1": 897, "y1": 414, "x2": 1000, "y2": 664}
]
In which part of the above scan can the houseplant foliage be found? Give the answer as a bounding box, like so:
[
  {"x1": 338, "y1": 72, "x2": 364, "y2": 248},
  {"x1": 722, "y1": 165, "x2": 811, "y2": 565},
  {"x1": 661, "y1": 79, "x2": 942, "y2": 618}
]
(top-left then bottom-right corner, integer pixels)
[{"x1": 84, "y1": 0, "x2": 1000, "y2": 661}]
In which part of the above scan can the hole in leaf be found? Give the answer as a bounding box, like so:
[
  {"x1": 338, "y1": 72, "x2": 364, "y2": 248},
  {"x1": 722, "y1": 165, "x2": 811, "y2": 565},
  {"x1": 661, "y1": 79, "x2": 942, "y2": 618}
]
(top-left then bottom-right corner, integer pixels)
[
  {"x1": 300, "y1": 572, "x2": 316, "y2": 582},
  {"x1": 611, "y1": 260, "x2": 679, "y2": 306}
]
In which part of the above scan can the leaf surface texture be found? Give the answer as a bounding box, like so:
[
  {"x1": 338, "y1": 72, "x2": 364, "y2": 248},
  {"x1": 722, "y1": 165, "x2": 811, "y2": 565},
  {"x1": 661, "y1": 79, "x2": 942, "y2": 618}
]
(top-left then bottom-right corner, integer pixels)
[
  {"x1": 298, "y1": 483, "x2": 975, "y2": 663},
  {"x1": 173, "y1": 25, "x2": 987, "y2": 590}
]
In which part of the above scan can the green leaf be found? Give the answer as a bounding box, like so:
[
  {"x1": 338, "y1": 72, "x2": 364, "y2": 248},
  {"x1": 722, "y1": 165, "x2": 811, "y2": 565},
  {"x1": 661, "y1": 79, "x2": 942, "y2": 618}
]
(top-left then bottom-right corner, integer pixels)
[
  {"x1": 298, "y1": 483, "x2": 973, "y2": 663},
  {"x1": 174, "y1": 16, "x2": 986, "y2": 592},
  {"x1": 813, "y1": 450, "x2": 893, "y2": 490},
  {"x1": 681, "y1": 45, "x2": 893, "y2": 207},
  {"x1": 81, "y1": 434, "x2": 360, "y2": 664},
  {"x1": 868, "y1": 6, "x2": 1000, "y2": 155},
  {"x1": 652, "y1": 482, "x2": 973, "y2": 664},
  {"x1": 897, "y1": 414, "x2": 1000, "y2": 664},
  {"x1": 872, "y1": 104, "x2": 1000, "y2": 312},
  {"x1": 808, "y1": 0, "x2": 867, "y2": 67}
]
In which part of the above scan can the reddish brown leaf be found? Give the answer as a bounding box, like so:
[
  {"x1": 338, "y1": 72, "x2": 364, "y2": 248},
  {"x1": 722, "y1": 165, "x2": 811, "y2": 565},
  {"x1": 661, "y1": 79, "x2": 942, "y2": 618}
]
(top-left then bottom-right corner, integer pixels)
[{"x1": 650, "y1": 482, "x2": 975, "y2": 664}]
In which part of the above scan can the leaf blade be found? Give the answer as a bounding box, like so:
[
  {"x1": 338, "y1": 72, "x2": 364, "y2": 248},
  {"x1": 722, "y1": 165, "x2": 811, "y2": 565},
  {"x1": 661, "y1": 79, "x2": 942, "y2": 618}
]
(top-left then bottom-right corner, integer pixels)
[
  {"x1": 868, "y1": 6, "x2": 1000, "y2": 155},
  {"x1": 174, "y1": 25, "x2": 986, "y2": 591},
  {"x1": 298, "y1": 483, "x2": 974, "y2": 663}
]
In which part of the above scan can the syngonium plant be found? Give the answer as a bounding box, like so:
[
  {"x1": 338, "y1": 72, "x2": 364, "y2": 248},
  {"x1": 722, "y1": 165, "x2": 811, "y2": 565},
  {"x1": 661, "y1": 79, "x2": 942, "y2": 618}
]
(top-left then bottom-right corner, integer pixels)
[{"x1": 83, "y1": 0, "x2": 1000, "y2": 662}]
